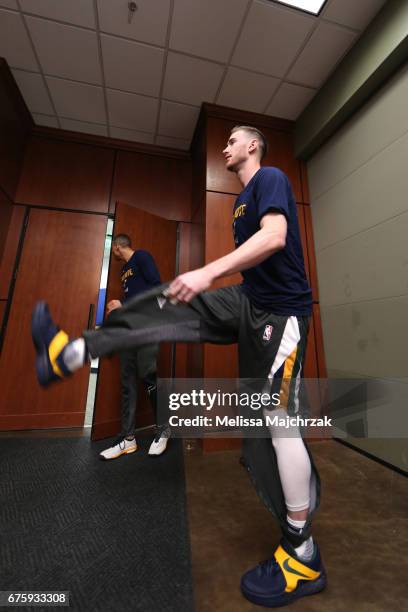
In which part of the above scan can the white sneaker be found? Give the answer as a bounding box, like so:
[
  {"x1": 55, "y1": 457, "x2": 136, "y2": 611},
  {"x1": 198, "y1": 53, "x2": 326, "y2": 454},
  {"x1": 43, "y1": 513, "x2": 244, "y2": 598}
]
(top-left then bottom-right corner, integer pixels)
[
  {"x1": 99, "y1": 438, "x2": 137, "y2": 460},
  {"x1": 148, "y1": 428, "x2": 170, "y2": 456}
]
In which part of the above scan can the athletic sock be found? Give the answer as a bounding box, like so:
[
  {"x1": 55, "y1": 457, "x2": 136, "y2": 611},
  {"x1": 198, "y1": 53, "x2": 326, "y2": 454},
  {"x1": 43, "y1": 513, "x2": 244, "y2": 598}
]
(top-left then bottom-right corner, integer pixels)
[
  {"x1": 62, "y1": 338, "x2": 88, "y2": 372},
  {"x1": 287, "y1": 515, "x2": 314, "y2": 561}
]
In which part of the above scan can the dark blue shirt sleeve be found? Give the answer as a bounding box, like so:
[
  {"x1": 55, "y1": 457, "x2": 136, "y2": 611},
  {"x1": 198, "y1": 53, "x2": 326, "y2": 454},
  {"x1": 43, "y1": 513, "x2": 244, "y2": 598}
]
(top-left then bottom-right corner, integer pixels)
[
  {"x1": 255, "y1": 168, "x2": 290, "y2": 223},
  {"x1": 133, "y1": 250, "x2": 161, "y2": 286}
]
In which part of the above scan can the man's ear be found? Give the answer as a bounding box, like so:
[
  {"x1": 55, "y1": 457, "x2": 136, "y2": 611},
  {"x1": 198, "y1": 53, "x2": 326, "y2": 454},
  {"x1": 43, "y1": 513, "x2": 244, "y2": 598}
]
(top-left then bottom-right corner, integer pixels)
[{"x1": 248, "y1": 138, "x2": 257, "y2": 154}]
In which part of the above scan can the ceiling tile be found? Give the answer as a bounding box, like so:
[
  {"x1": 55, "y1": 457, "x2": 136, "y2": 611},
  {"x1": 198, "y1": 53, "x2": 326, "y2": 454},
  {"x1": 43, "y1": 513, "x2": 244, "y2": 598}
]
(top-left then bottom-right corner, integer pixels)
[
  {"x1": 156, "y1": 135, "x2": 190, "y2": 150},
  {"x1": 26, "y1": 16, "x2": 101, "y2": 84},
  {"x1": 232, "y1": 1, "x2": 314, "y2": 77},
  {"x1": 107, "y1": 89, "x2": 158, "y2": 131},
  {"x1": 266, "y1": 82, "x2": 316, "y2": 119},
  {"x1": 97, "y1": 0, "x2": 171, "y2": 46},
  {"x1": 32, "y1": 113, "x2": 59, "y2": 128},
  {"x1": 19, "y1": 0, "x2": 96, "y2": 28},
  {"x1": 101, "y1": 34, "x2": 164, "y2": 97},
  {"x1": 0, "y1": 9, "x2": 38, "y2": 70},
  {"x1": 12, "y1": 69, "x2": 54, "y2": 114},
  {"x1": 0, "y1": 1, "x2": 18, "y2": 9},
  {"x1": 110, "y1": 127, "x2": 154, "y2": 144},
  {"x1": 288, "y1": 22, "x2": 357, "y2": 87},
  {"x1": 217, "y1": 67, "x2": 280, "y2": 113},
  {"x1": 59, "y1": 118, "x2": 108, "y2": 136},
  {"x1": 323, "y1": 0, "x2": 386, "y2": 31},
  {"x1": 46, "y1": 77, "x2": 106, "y2": 123},
  {"x1": 158, "y1": 100, "x2": 199, "y2": 139},
  {"x1": 170, "y1": 0, "x2": 248, "y2": 62},
  {"x1": 163, "y1": 53, "x2": 224, "y2": 106}
]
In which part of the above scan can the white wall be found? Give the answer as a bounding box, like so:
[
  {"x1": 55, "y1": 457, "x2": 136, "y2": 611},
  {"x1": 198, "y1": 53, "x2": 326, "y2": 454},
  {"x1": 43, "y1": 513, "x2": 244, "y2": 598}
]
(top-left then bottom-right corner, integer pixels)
[{"x1": 307, "y1": 63, "x2": 408, "y2": 470}]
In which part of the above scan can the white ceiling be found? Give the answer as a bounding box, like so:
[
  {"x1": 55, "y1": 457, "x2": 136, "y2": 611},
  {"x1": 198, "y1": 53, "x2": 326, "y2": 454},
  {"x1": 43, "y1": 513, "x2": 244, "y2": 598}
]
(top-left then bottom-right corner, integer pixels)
[{"x1": 0, "y1": 0, "x2": 386, "y2": 151}]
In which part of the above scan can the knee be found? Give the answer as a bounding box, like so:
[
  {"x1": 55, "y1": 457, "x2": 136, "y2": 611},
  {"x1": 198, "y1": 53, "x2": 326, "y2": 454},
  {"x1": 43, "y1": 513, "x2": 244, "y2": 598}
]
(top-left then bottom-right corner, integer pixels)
[{"x1": 271, "y1": 434, "x2": 285, "y2": 453}]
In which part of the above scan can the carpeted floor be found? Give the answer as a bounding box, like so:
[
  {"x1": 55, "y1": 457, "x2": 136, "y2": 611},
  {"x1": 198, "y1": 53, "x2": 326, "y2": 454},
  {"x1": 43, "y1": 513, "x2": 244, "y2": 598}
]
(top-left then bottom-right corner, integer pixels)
[{"x1": 1, "y1": 437, "x2": 194, "y2": 611}]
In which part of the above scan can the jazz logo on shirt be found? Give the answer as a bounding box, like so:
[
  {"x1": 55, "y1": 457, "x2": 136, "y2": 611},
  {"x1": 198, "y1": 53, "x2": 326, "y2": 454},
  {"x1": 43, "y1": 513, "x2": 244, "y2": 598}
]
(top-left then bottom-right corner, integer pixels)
[
  {"x1": 263, "y1": 324, "x2": 273, "y2": 341},
  {"x1": 233, "y1": 203, "x2": 247, "y2": 220},
  {"x1": 121, "y1": 268, "x2": 134, "y2": 282}
]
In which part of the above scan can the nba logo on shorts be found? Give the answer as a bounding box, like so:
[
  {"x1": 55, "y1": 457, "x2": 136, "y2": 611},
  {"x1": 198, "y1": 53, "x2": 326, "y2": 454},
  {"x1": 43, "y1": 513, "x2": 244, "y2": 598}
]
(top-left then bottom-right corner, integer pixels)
[{"x1": 263, "y1": 324, "x2": 273, "y2": 341}]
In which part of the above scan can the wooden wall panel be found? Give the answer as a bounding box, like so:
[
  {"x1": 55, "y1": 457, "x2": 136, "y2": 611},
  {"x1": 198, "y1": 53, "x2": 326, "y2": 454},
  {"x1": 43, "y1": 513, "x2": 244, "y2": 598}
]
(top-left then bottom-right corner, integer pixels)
[
  {"x1": 175, "y1": 343, "x2": 188, "y2": 379},
  {"x1": 0, "y1": 209, "x2": 106, "y2": 429},
  {"x1": 313, "y1": 303, "x2": 327, "y2": 378},
  {"x1": 16, "y1": 136, "x2": 114, "y2": 213},
  {"x1": 206, "y1": 117, "x2": 242, "y2": 195},
  {"x1": 262, "y1": 128, "x2": 302, "y2": 202},
  {"x1": 203, "y1": 344, "x2": 238, "y2": 378},
  {"x1": 303, "y1": 312, "x2": 318, "y2": 379},
  {"x1": 186, "y1": 196, "x2": 206, "y2": 378},
  {"x1": 206, "y1": 117, "x2": 302, "y2": 201},
  {"x1": 0, "y1": 300, "x2": 6, "y2": 331},
  {"x1": 297, "y1": 203, "x2": 312, "y2": 290},
  {"x1": 0, "y1": 109, "x2": 27, "y2": 201},
  {"x1": 175, "y1": 222, "x2": 191, "y2": 378},
  {"x1": 0, "y1": 205, "x2": 26, "y2": 299},
  {"x1": 191, "y1": 113, "x2": 207, "y2": 220},
  {"x1": 92, "y1": 203, "x2": 177, "y2": 440},
  {"x1": 112, "y1": 204, "x2": 177, "y2": 283},
  {"x1": 190, "y1": 201, "x2": 205, "y2": 268},
  {"x1": 111, "y1": 150, "x2": 192, "y2": 221},
  {"x1": 300, "y1": 160, "x2": 310, "y2": 204},
  {"x1": 178, "y1": 222, "x2": 191, "y2": 276},
  {"x1": 205, "y1": 192, "x2": 241, "y2": 289},
  {"x1": 202, "y1": 192, "x2": 240, "y2": 379},
  {"x1": 0, "y1": 193, "x2": 13, "y2": 266},
  {"x1": 0, "y1": 59, "x2": 32, "y2": 201}
]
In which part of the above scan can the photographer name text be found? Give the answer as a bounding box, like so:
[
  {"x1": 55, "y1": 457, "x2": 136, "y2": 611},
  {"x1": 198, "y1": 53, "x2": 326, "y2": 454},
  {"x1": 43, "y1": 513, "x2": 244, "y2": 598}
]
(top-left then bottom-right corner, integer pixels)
[{"x1": 168, "y1": 415, "x2": 332, "y2": 428}]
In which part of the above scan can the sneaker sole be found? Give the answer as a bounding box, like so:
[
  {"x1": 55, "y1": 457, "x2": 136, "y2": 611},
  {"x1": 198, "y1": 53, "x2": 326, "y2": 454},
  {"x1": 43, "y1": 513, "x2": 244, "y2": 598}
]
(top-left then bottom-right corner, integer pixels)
[
  {"x1": 241, "y1": 571, "x2": 327, "y2": 608},
  {"x1": 99, "y1": 447, "x2": 137, "y2": 460},
  {"x1": 31, "y1": 302, "x2": 56, "y2": 387}
]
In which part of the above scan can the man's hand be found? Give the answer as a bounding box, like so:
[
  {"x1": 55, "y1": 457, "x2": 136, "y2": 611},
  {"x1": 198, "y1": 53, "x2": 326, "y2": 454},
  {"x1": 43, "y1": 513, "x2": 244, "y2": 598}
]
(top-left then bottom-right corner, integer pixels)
[
  {"x1": 106, "y1": 299, "x2": 122, "y2": 315},
  {"x1": 166, "y1": 267, "x2": 215, "y2": 303}
]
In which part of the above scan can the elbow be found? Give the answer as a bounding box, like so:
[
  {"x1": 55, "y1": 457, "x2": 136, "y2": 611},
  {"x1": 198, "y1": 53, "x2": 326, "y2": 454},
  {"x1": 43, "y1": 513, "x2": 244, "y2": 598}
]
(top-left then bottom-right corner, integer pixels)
[
  {"x1": 262, "y1": 229, "x2": 286, "y2": 256},
  {"x1": 277, "y1": 235, "x2": 286, "y2": 251},
  {"x1": 272, "y1": 234, "x2": 286, "y2": 253}
]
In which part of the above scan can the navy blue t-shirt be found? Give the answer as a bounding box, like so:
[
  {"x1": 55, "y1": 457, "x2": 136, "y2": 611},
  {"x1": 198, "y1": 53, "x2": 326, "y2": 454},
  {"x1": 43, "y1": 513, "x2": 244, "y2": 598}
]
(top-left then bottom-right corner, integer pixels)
[
  {"x1": 121, "y1": 250, "x2": 161, "y2": 301},
  {"x1": 232, "y1": 166, "x2": 312, "y2": 316}
]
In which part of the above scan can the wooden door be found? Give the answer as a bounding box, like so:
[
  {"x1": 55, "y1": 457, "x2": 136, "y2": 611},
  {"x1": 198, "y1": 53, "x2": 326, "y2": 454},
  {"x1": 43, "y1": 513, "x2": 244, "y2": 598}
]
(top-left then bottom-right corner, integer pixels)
[
  {"x1": 91, "y1": 202, "x2": 177, "y2": 440},
  {"x1": 0, "y1": 209, "x2": 106, "y2": 429}
]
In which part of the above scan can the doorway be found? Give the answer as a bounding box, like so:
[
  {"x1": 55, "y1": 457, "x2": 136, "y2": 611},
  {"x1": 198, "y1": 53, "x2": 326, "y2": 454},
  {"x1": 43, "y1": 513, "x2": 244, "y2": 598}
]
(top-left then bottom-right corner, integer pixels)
[{"x1": 91, "y1": 201, "x2": 178, "y2": 440}]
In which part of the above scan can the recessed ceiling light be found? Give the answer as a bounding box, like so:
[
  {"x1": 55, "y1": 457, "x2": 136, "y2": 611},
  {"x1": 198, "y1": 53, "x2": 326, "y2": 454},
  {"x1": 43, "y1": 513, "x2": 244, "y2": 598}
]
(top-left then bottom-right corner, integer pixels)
[{"x1": 271, "y1": 0, "x2": 327, "y2": 16}]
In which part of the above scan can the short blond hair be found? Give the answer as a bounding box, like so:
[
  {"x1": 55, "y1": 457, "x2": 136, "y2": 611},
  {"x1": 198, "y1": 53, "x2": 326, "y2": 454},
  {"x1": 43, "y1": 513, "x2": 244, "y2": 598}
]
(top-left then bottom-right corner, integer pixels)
[{"x1": 231, "y1": 125, "x2": 268, "y2": 161}]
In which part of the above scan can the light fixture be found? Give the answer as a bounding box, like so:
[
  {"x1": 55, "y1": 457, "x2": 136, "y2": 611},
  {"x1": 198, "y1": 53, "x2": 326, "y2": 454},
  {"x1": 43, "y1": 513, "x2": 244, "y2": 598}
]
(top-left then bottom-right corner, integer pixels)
[{"x1": 271, "y1": 0, "x2": 327, "y2": 16}]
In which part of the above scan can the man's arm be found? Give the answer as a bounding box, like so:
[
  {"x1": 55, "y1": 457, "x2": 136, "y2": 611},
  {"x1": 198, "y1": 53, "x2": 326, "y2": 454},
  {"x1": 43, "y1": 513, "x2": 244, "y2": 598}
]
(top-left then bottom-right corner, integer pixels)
[{"x1": 167, "y1": 212, "x2": 287, "y2": 303}]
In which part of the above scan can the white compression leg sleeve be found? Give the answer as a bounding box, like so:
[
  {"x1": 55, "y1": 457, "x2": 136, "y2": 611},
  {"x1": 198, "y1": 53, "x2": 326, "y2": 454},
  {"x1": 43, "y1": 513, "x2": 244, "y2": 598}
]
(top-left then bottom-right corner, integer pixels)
[{"x1": 266, "y1": 409, "x2": 312, "y2": 512}]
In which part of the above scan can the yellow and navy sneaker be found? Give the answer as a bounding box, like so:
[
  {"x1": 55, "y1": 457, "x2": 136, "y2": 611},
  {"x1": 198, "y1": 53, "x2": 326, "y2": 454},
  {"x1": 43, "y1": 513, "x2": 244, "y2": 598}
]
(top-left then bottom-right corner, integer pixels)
[
  {"x1": 241, "y1": 538, "x2": 327, "y2": 608},
  {"x1": 31, "y1": 301, "x2": 71, "y2": 387}
]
